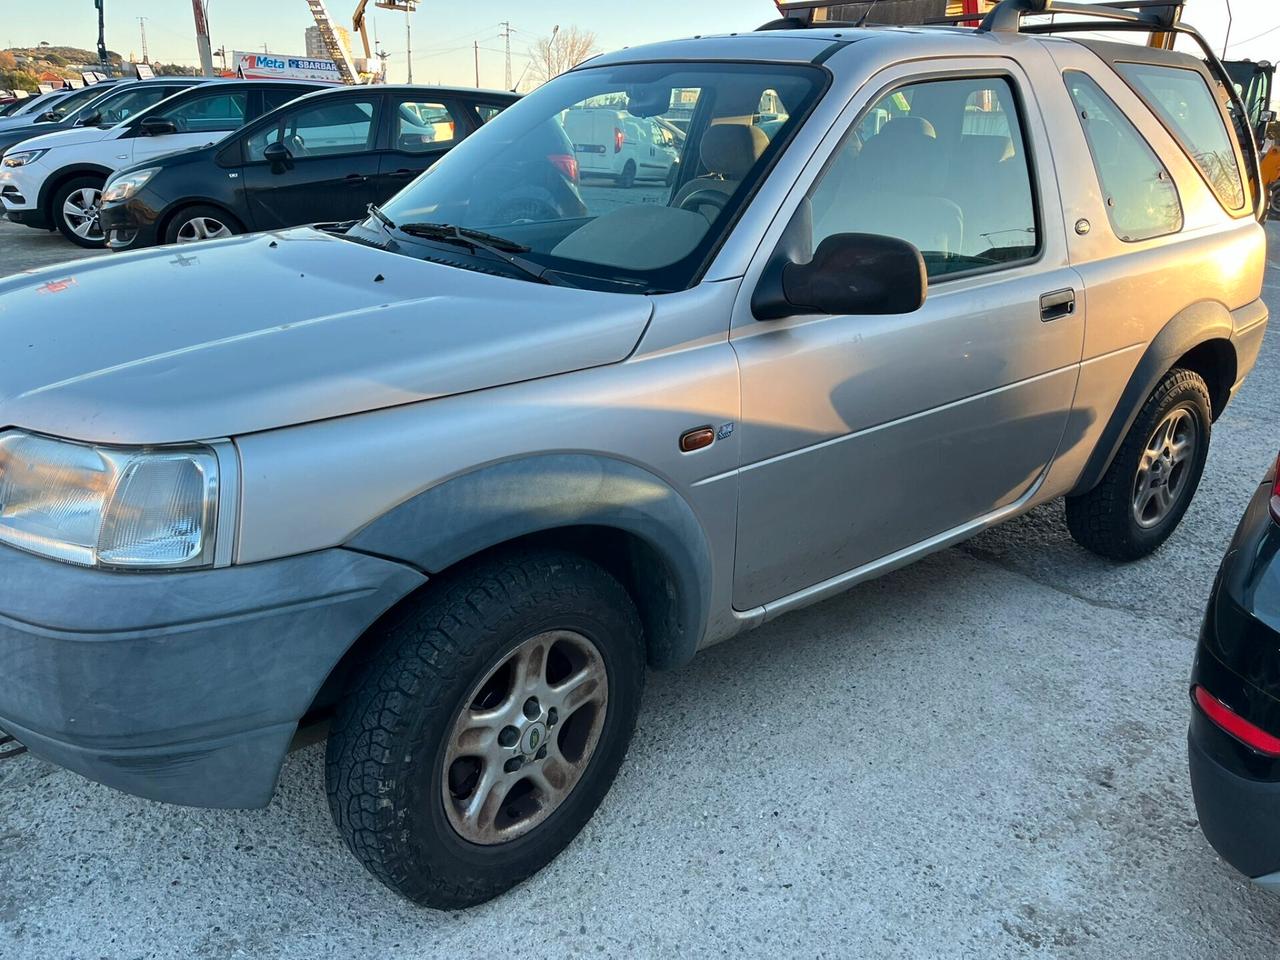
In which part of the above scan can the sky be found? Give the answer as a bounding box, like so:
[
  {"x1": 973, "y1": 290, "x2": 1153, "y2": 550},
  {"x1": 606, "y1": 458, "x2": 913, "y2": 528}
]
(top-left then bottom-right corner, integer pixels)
[{"x1": 3, "y1": 1, "x2": 1278, "y2": 89}]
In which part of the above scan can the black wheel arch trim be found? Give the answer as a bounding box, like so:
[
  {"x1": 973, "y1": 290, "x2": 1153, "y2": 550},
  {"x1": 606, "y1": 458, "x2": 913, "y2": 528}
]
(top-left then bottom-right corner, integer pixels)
[
  {"x1": 38, "y1": 163, "x2": 115, "y2": 216},
  {"x1": 1070, "y1": 300, "x2": 1241, "y2": 497},
  {"x1": 343, "y1": 453, "x2": 714, "y2": 670}
]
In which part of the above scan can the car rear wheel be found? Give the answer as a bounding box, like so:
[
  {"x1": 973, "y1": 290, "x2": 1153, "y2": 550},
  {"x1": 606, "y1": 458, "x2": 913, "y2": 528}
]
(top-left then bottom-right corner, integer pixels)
[
  {"x1": 164, "y1": 205, "x2": 242, "y2": 246},
  {"x1": 52, "y1": 176, "x2": 106, "y2": 248},
  {"x1": 1269, "y1": 182, "x2": 1280, "y2": 220},
  {"x1": 1065, "y1": 367, "x2": 1212, "y2": 561},
  {"x1": 617, "y1": 160, "x2": 636, "y2": 189},
  {"x1": 325, "y1": 549, "x2": 645, "y2": 908}
]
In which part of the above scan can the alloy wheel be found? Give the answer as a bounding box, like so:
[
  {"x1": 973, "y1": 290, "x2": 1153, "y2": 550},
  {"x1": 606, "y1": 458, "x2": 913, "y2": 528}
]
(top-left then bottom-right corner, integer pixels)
[
  {"x1": 175, "y1": 216, "x2": 232, "y2": 243},
  {"x1": 1132, "y1": 405, "x2": 1198, "y2": 528},
  {"x1": 442, "y1": 629, "x2": 608, "y2": 845},
  {"x1": 61, "y1": 187, "x2": 103, "y2": 241}
]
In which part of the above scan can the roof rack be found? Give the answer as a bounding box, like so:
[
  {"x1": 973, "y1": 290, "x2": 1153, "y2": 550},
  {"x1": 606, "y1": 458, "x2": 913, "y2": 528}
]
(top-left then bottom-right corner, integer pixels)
[{"x1": 976, "y1": 0, "x2": 1182, "y2": 33}]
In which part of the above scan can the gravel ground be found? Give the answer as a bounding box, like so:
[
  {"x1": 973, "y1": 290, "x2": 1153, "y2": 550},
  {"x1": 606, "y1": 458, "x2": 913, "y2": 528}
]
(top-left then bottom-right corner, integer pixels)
[{"x1": 0, "y1": 218, "x2": 1278, "y2": 959}]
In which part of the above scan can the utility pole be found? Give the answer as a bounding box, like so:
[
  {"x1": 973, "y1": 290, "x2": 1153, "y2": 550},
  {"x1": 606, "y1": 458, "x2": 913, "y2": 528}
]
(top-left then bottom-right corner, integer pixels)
[
  {"x1": 474, "y1": 41, "x2": 479, "y2": 88},
  {"x1": 137, "y1": 17, "x2": 149, "y2": 64},
  {"x1": 214, "y1": 45, "x2": 227, "y2": 73},
  {"x1": 404, "y1": 5, "x2": 413, "y2": 83},
  {"x1": 191, "y1": 0, "x2": 215, "y2": 76},
  {"x1": 500, "y1": 21, "x2": 512, "y2": 91}
]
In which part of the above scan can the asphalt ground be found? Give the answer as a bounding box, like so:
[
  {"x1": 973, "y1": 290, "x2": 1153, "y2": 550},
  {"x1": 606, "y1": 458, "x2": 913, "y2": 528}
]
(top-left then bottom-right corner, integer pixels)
[{"x1": 0, "y1": 217, "x2": 1278, "y2": 959}]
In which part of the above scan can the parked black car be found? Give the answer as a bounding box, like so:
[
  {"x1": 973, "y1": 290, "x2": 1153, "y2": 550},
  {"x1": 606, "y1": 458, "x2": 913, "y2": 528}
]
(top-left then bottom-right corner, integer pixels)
[
  {"x1": 0, "y1": 78, "x2": 209, "y2": 159},
  {"x1": 101, "y1": 85, "x2": 518, "y2": 250},
  {"x1": 1190, "y1": 451, "x2": 1280, "y2": 892}
]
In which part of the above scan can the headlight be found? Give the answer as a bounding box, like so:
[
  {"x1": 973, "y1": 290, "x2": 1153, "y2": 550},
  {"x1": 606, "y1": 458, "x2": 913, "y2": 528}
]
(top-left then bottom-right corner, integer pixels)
[
  {"x1": 102, "y1": 167, "x2": 159, "y2": 203},
  {"x1": 2, "y1": 149, "x2": 47, "y2": 168},
  {"x1": 0, "y1": 431, "x2": 220, "y2": 569}
]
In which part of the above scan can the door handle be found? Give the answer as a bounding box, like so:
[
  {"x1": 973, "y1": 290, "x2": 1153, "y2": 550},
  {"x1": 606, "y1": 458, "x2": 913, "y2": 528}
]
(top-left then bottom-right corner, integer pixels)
[
  {"x1": 388, "y1": 168, "x2": 415, "y2": 179},
  {"x1": 1039, "y1": 288, "x2": 1075, "y2": 322},
  {"x1": 343, "y1": 174, "x2": 368, "y2": 184}
]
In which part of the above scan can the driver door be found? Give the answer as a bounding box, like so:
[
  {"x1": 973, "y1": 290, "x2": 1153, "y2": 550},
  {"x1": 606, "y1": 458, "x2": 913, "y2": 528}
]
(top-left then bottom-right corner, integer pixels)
[
  {"x1": 241, "y1": 94, "x2": 381, "y2": 229},
  {"x1": 730, "y1": 63, "x2": 1085, "y2": 609}
]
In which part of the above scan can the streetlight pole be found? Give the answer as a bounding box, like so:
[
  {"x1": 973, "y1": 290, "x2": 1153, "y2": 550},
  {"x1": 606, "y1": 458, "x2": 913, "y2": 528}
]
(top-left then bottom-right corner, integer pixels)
[{"x1": 405, "y1": 5, "x2": 412, "y2": 83}]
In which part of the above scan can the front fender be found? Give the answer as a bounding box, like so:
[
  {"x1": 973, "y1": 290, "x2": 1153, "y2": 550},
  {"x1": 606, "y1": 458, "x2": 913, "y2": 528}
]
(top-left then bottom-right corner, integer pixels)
[{"x1": 345, "y1": 454, "x2": 714, "y2": 669}]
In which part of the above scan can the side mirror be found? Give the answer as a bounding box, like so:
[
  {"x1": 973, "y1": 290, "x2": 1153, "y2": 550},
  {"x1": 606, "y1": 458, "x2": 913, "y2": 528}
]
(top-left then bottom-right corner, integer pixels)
[
  {"x1": 77, "y1": 110, "x2": 102, "y2": 126},
  {"x1": 263, "y1": 140, "x2": 293, "y2": 172},
  {"x1": 37, "y1": 110, "x2": 59, "y2": 122},
  {"x1": 752, "y1": 232, "x2": 927, "y2": 321},
  {"x1": 140, "y1": 116, "x2": 177, "y2": 136}
]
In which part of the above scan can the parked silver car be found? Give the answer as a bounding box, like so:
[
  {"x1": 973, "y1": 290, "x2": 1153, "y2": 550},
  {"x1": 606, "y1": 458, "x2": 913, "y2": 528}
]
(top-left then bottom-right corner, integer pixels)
[{"x1": 0, "y1": 0, "x2": 1268, "y2": 907}]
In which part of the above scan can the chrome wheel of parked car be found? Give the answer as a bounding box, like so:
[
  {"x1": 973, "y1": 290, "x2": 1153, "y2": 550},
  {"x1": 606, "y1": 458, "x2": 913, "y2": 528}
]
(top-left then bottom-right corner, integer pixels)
[
  {"x1": 52, "y1": 176, "x2": 107, "y2": 248},
  {"x1": 1132, "y1": 406, "x2": 1198, "y2": 529},
  {"x1": 175, "y1": 216, "x2": 233, "y2": 243},
  {"x1": 326, "y1": 549, "x2": 644, "y2": 908},
  {"x1": 443, "y1": 629, "x2": 608, "y2": 845}
]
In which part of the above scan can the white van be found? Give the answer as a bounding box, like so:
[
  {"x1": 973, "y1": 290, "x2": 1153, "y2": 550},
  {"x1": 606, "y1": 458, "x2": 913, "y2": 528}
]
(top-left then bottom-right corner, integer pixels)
[{"x1": 562, "y1": 106, "x2": 680, "y2": 187}]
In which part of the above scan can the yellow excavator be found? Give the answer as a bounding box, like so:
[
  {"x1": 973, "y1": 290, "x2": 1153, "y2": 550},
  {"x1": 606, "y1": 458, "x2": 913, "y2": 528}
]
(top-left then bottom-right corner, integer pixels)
[{"x1": 1223, "y1": 58, "x2": 1279, "y2": 217}]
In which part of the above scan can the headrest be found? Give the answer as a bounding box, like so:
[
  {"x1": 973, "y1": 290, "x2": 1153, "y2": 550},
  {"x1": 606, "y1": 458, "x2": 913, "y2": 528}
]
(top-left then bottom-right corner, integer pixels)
[
  {"x1": 700, "y1": 123, "x2": 770, "y2": 179},
  {"x1": 876, "y1": 115, "x2": 937, "y2": 143}
]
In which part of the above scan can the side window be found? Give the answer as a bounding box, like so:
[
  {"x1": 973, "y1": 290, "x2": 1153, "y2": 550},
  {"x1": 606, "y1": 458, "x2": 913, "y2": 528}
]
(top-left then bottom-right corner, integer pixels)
[
  {"x1": 260, "y1": 88, "x2": 308, "y2": 115},
  {"x1": 809, "y1": 75, "x2": 1038, "y2": 278},
  {"x1": 473, "y1": 102, "x2": 508, "y2": 124},
  {"x1": 157, "y1": 92, "x2": 247, "y2": 134},
  {"x1": 95, "y1": 87, "x2": 172, "y2": 125},
  {"x1": 395, "y1": 99, "x2": 459, "y2": 153},
  {"x1": 1064, "y1": 71, "x2": 1183, "y2": 242},
  {"x1": 245, "y1": 98, "x2": 377, "y2": 161},
  {"x1": 1115, "y1": 62, "x2": 1246, "y2": 213}
]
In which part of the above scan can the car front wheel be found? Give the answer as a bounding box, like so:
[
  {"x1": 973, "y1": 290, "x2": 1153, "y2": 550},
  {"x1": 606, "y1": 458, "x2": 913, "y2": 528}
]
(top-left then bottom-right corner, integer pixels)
[
  {"x1": 1065, "y1": 367, "x2": 1212, "y2": 561},
  {"x1": 52, "y1": 176, "x2": 106, "y2": 248},
  {"x1": 164, "y1": 205, "x2": 242, "y2": 245},
  {"x1": 325, "y1": 549, "x2": 645, "y2": 908}
]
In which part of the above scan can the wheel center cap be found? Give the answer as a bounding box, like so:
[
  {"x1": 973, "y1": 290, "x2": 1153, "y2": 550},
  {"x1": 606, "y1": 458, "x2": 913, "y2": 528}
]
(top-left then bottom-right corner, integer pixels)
[{"x1": 521, "y1": 722, "x2": 548, "y2": 756}]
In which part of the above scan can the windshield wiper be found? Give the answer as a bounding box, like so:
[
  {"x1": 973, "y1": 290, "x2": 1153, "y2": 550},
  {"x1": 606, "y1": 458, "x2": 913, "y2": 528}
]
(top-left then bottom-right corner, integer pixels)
[
  {"x1": 396, "y1": 221, "x2": 563, "y2": 286},
  {"x1": 366, "y1": 202, "x2": 397, "y2": 235}
]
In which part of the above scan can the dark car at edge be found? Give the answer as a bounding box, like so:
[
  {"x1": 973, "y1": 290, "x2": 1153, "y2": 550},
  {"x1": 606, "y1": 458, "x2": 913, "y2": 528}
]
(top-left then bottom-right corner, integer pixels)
[
  {"x1": 100, "y1": 85, "x2": 518, "y2": 250},
  {"x1": 1190, "y1": 451, "x2": 1280, "y2": 891}
]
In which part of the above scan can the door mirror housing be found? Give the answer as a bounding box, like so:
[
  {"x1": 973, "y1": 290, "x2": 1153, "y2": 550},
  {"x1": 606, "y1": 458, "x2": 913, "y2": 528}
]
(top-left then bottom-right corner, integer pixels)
[
  {"x1": 77, "y1": 110, "x2": 102, "y2": 126},
  {"x1": 140, "y1": 116, "x2": 177, "y2": 136},
  {"x1": 263, "y1": 140, "x2": 294, "y2": 172},
  {"x1": 752, "y1": 233, "x2": 927, "y2": 321},
  {"x1": 37, "y1": 110, "x2": 59, "y2": 122}
]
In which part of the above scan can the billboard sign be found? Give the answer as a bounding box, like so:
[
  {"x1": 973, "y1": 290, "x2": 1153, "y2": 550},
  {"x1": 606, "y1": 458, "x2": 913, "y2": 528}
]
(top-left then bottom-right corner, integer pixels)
[{"x1": 234, "y1": 52, "x2": 343, "y2": 83}]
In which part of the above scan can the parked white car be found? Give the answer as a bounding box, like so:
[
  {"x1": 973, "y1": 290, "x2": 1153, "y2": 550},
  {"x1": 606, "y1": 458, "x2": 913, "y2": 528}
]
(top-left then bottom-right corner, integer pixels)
[
  {"x1": 0, "y1": 79, "x2": 323, "y2": 247},
  {"x1": 562, "y1": 106, "x2": 681, "y2": 187}
]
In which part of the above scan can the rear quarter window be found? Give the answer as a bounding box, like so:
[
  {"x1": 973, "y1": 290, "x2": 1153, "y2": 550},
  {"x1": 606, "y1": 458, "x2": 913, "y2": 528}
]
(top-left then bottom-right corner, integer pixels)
[{"x1": 1114, "y1": 61, "x2": 1246, "y2": 214}]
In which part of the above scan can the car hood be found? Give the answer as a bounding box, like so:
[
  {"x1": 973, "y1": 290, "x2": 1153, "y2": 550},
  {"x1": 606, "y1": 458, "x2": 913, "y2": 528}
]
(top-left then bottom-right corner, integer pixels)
[
  {"x1": 6, "y1": 124, "x2": 116, "y2": 153},
  {"x1": 0, "y1": 228, "x2": 654, "y2": 445}
]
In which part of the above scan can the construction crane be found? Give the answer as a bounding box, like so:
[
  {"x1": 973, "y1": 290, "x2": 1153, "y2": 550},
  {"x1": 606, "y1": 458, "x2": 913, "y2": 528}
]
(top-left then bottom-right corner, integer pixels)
[
  {"x1": 307, "y1": 0, "x2": 363, "y2": 83},
  {"x1": 353, "y1": 0, "x2": 418, "y2": 83}
]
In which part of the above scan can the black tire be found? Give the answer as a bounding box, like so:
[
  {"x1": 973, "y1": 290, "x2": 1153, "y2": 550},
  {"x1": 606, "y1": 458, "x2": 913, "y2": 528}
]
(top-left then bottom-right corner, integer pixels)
[
  {"x1": 617, "y1": 160, "x2": 636, "y2": 189},
  {"x1": 51, "y1": 175, "x2": 106, "y2": 248},
  {"x1": 326, "y1": 549, "x2": 645, "y2": 909},
  {"x1": 665, "y1": 163, "x2": 679, "y2": 188},
  {"x1": 1269, "y1": 182, "x2": 1280, "y2": 221},
  {"x1": 162, "y1": 204, "x2": 243, "y2": 246},
  {"x1": 1065, "y1": 367, "x2": 1212, "y2": 561}
]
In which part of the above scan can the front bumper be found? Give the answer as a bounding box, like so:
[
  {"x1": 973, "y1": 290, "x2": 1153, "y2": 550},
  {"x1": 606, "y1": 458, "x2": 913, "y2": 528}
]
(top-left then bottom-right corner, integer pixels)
[
  {"x1": 100, "y1": 192, "x2": 164, "y2": 251},
  {"x1": 0, "y1": 161, "x2": 43, "y2": 213},
  {"x1": 0, "y1": 542, "x2": 424, "y2": 808}
]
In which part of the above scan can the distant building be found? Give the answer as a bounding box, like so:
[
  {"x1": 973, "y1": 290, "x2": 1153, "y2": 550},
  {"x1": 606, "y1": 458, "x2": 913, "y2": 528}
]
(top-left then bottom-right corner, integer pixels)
[{"x1": 305, "y1": 25, "x2": 352, "y2": 60}]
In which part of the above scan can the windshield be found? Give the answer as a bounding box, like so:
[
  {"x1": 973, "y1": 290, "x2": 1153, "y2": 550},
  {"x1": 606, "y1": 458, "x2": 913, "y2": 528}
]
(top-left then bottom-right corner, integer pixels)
[
  {"x1": 84, "y1": 84, "x2": 180, "y2": 126},
  {"x1": 370, "y1": 61, "x2": 824, "y2": 292},
  {"x1": 43, "y1": 84, "x2": 111, "y2": 121}
]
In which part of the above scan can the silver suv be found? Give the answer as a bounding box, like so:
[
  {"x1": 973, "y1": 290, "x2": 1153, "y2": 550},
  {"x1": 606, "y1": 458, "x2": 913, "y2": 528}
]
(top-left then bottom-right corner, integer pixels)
[{"x1": 0, "y1": 0, "x2": 1267, "y2": 907}]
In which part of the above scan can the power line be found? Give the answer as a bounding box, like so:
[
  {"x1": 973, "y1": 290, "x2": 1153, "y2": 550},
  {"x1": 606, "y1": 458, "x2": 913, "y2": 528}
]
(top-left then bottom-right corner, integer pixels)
[{"x1": 1229, "y1": 21, "x2": 1280, "y2": 48}]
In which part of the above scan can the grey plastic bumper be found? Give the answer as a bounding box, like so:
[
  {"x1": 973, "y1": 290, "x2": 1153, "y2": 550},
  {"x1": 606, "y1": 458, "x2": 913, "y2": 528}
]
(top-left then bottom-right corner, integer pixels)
[{"x1": 0, "y1": 543, "x2": 424, "y2": 808}]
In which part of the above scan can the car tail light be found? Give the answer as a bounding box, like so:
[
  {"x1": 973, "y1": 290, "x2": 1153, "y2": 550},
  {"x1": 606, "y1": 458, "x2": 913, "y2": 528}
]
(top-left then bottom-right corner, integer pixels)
[
  {"x1": 1271, "y1": 451, "x2": 1280, "y2": 523},
  {"x1": 548, "y1": 153, "x2": 578, "y2": 182},
  {"x1": 1194, "y1": 685, "x2": 1280, "y2": 756},
  {"x1": 614, "y1": 127, "x2": 624, "y2": 153}
]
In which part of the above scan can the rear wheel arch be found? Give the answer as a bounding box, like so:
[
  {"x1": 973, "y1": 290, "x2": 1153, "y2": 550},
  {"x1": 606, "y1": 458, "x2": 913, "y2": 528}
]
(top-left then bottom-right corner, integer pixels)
[{"x1": 1071, "y1": 302, "x2": 1237, "y2": 496}]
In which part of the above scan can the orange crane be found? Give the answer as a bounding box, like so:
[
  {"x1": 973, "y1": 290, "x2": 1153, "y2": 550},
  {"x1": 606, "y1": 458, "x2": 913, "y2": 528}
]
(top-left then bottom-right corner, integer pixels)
[{"x1": 353, "y1": 0, "x2": 418, "y2": 82}]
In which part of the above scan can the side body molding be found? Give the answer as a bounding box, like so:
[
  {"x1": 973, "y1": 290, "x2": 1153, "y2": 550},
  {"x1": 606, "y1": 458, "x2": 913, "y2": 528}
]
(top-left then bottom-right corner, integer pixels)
[
  {"x1": 345, "y1": 454, "x2": 715, "y2": 669},
  {"x1": 1071, "y1": 300, "x2": 1239, "y2": 496}
]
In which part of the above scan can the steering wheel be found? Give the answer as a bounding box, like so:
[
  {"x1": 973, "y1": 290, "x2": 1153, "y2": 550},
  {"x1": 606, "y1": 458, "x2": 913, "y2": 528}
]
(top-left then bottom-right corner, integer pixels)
[{"x1": 677, "y1": 188, "x2": 729, "y2": 217}]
